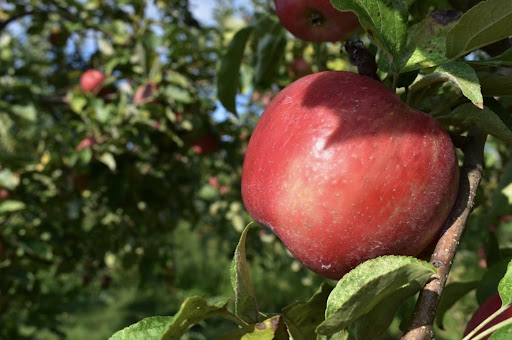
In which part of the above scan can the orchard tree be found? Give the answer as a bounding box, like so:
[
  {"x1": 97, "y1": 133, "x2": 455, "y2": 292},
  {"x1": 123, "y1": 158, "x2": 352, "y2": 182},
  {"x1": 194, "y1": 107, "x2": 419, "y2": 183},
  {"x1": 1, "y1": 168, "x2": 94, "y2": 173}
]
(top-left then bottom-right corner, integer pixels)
[{"x1": 110, "y1": 0, "x2": 512, "y2": 339}]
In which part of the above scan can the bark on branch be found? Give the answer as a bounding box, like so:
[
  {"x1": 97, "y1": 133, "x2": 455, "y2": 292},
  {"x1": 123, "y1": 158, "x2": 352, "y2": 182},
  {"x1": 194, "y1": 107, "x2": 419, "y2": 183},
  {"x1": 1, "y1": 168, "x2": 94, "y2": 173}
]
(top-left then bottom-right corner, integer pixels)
[{"x1": 401, "y1": 127, "x2": 487, "y2": 340}]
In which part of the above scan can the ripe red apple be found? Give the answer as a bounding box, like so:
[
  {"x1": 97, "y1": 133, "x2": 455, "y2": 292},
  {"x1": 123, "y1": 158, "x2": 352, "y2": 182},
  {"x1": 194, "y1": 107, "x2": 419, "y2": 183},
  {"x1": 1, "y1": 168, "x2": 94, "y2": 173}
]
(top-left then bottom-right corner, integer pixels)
[
  {"x1": 274, "y1": 0, "x2": 360, "y2": 42},
  {"x1": 192, "y1": 133, "x2": 219, "y2": 155},
  {"x1": 80, "y1": 69, "x2": 105, "y2": 94},
  {"x1": 287, "y1": 57, "x2": 313, "y2": 80},
  {"x1": 241, "y1": 71, "x2": 459, "y2": 280},
  {"x1": 134, "y1": 82, "x2": 157, "y2": 105},
  {"x1": 464, "y1": 293, "x2": 512, "y2": 340}
]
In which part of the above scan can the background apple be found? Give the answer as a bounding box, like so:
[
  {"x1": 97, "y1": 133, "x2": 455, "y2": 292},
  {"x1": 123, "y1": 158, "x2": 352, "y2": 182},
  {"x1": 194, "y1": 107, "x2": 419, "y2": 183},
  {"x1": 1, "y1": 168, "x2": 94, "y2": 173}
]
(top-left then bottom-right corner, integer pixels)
[
  {"x1": 287, "y1": 57, "x2": 313, "y2": 80},
  {"x1": 464, "y1": 293, "x2": 512, "y2": 340},
  {"x1": 273, "y1": 0, "x2": 360, "y2": 42},
  {"x1": 191, "y1": 133, "x2": 219, "y2": 155},
  {"x1": 134, "y1": 82, "x2": 158, "y2": 105},
  {"x1": 80, "y1": 69, "x2": 106, "y2": 94},
  {"x1": 241, "y1": 71, "x2": 459, "y2": 280}
]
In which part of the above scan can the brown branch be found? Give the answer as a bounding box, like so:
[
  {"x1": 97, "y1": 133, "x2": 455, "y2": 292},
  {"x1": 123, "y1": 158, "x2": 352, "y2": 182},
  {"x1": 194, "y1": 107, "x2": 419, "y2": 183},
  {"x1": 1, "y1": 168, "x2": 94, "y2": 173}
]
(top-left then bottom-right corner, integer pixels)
[{"x1": 401, "y1": 127, "x2": 487, "y2": 340}]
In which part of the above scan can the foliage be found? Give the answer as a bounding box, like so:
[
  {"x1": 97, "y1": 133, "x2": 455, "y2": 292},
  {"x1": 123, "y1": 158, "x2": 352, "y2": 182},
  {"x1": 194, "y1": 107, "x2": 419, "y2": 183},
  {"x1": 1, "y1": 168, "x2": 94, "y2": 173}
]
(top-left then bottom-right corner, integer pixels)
[{"x1": 0, "y1": 0, "x2": 512, "y2": 339}]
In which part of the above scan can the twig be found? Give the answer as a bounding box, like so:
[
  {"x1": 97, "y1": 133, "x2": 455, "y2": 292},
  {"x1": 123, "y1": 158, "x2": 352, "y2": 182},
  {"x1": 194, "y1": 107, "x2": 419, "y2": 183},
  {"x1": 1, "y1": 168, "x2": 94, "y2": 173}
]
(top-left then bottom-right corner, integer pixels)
[
  {"x1": 401, "y1": 127, "x2": 487, "y2": 340},
  {"x1": 343, "y1": 41, "x2": 380, "y2": 82}
]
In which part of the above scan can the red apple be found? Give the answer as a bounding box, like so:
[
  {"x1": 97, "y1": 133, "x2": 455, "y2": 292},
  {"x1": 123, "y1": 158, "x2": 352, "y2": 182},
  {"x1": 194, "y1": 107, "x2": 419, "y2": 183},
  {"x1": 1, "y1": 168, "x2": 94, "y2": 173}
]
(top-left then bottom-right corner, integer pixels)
[
  {"x1": 192, "y1": 133, "x2": 219, "y2": 155},
  {"x1": 274, "y1": 0, "x2": 360, "y2": 42},
  {"x1": 80, "y1": 69, "x2": 106, "y2": 94},
  {"x1": 241, "y1": 71, "x2": 459, "y2": 280},
  {"x1": 287, "y1": 57, "x2": 313, "y2": 80},
  {"x1": 76, "y1": 136, "x2": 97, "y2": 151},
  {"x1": 464, "y1": 293, "x2": 512, "y2": 340},
  {"x1": 134, "y1": 82, "x2": 158, "y2": 105}
]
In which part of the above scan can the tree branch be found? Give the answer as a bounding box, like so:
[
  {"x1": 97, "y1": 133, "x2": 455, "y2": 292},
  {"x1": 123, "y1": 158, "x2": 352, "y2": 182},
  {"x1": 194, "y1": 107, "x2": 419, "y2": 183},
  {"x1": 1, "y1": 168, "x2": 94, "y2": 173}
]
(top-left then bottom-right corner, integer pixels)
[{"x1": 401, "y1": 127, "x2": 487, "y2": 340}]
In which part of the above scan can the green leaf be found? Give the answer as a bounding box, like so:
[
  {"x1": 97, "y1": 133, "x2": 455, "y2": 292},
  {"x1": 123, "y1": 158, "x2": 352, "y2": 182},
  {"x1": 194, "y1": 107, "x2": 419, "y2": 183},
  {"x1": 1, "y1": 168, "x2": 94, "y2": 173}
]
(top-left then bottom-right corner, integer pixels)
[
  {"x1": 0, "y1": 200, "x2": 26, "y2": 214},
  {"x1": 331, "y1": 0, "x2": 413, "y2": 72},
  {"x1": 217, "y1": 26, "x2": 253, "y2": 115},
  {"x1": 254, "y1": 29, "x2": 287, "y2": 88},
  {"x1": 159, "y1": 296, "x2": 243, "y2": 340},
  {"x1": 316, "y1": 256, "x2": 435, "y2": 336},
  {"x1": 489, "y1": 324, "x2": 512, "y2": 340},
  {"x1": 353, "y1": 282, "x2": 421, "y2": 340},
  {"x1": 97, "y1": 153, "x2": 117, "y2": 172},
  {"x1": 408, "y1": 61, "x2": 483, "y2": 108},
  {"x1": 498, "y1": 260, "x2": 512, "y2": 306},
  {"x1": 0, "y1": 168, "x2": 20, "y2": 190},
  {"x1": 70, "y1": 95, "x2": 87, "y2": 113},
  {"x1": 109, "y1": 316, "x2": 171, "y2": 340},
  {"x1": 440, "y1": 103, "x2": 512, "y2": 144},
  {"x1": 445, "y1": 0, "x2": 512, "y2": 60},
  {"x1": 282, "y1": 283, "x2": 333, "y2": 340},
  {"x1": 11, "y1": 104, "x2": 37, "y2": 122},
  {"x1": 469, "y1": 48, "x2": 512, "y2": 68},
  {"x1": 231, "y1": 222, "x2": 260, "y2": 323},
  {"x1": 401, "y1": 9, "x2": 461, "y2": 72},
  {"x1": 477, "y1": 259, "x2": 512, "y2": 305},
  {"x1": 241, "y1": 315, "x2": 288, "y2": 340},
  {"x1": 480, "y1": 74, "x2": 512, "y2": 98},
  {"x1": 435, "y1": 281, "x2": 479, "y2": 329}
]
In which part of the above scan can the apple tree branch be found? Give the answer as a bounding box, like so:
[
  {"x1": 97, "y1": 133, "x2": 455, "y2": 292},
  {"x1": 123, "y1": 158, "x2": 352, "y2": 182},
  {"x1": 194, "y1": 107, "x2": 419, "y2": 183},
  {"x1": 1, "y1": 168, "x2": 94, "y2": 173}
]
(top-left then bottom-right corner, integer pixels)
[{"x1": 401, "y1": 127, "x2": 487, "y2": 340}]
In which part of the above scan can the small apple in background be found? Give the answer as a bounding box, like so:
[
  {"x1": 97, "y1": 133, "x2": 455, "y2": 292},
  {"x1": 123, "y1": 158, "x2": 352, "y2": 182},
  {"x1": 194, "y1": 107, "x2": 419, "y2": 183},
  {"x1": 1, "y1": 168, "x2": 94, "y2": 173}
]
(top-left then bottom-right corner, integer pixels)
[
  {"x1": 287, "y1": 57, "x2": 312, "y2": 80},
  {"x1": 191, "y1": 133, "x2": 219, "y2": 155},
  {"x1": 134, "y1": 82, "x2": 158, "y2": 105},
  {"x1": 464, "y1": 293, "x2": 512, "y2": 340},
  {"x1": 48, "y1": 28, "x2": 68, "y2": 47},
  {"x1": 0, "y1": 189, "x2": 9, "y2": 199},
  {"x1": 241, "y1": 71, "x2": 459, "y2": 280},
  {"x1": 76, "y1": 136, "x2": 97, "y2": 151},
  {"x1": 273, "y1": 0, "x2": 360, "y2": 42},
  {"x1": 80, "y1": 69, "x2": 106, "y2": 94}
]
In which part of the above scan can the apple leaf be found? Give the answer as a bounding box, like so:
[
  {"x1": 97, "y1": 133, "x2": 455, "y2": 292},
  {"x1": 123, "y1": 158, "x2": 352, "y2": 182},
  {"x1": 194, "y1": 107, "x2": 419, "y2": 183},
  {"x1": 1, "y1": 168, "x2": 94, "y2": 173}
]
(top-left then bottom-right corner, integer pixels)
[
  {"x1": 435, "y1": 281, "x2": 479, "y2": 329},
  {"x1": 217, "y1": 26, "x2": 253, "y2": 115},
  {"x1": 408, "y1": 61, "x2": 483, "y2": 108},
  {"x1": 477, "y1": 259, "x2": 512, "y2": 305},
  {"x1": 231, "y1": 222, "x2": 260, "y2": 323},
  {"x1": 330, "y1": 0, "x2": 413, "y2": 73},
  {"x1": 108, "y1": 316, "x2": 171, "y2": 340},
  {"x1": 159, "y1": 296, "x2": 243, "y2": 340},
  {"x1": 352, "y1": 282, "x2": 421, "y2": 340},
  {"x1": 253, "y1": 26, "x2": 287, "y2": 88},
  {"x1": 469, "y1": 48, "x2": 512, "y2": 68},
  {"x1": 401, "y1": 9, "x2": 461, "y2": 72},
  {"x1": 489, "y1": 324, "x2": 512, "y2": 340},
  {"x1": 316, "y1": 256, "x2": 435, "y2": 336},
  {"x1": 480, "y1": 74, "x2": 512, "y2": 98},
  {"x1": 445, "y1": 0, "x2": 512, "y2": 60},
  {"x1": 282, "y1": 282, "x2": 333, "y2": 340},
  {"x1": 439, "y1": 103, "x2": 512, "y2": 144},
  {"x1": 498, "y1": 260, "x2": 512, "y2": 306},
  {"x1": 0, "y1": 200, "x2": 26, "y2": 214},
  {"x1": 240, "y1": 315, "x2": 288, "y2": 340}
]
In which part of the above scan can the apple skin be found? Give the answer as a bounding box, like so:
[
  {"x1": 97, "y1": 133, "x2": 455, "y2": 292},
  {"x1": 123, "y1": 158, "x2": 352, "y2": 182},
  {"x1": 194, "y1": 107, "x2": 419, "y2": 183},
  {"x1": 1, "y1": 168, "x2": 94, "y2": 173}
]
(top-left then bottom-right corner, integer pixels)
[
  {"x1": 274, "y1": 0, "x2": 360, "y2": 42},
  {"x1": 464, "y1": 293, "x2": 512, "y2": 340},
  {"x1": 241, "y1": 71, "x2": 459, "y2": 280},
  {"x1": 80, "y1": 69, "x2": 106, "y2": 94},
  {"x1": 134, "y1": 82, "x2": 157, "y2": 105}
]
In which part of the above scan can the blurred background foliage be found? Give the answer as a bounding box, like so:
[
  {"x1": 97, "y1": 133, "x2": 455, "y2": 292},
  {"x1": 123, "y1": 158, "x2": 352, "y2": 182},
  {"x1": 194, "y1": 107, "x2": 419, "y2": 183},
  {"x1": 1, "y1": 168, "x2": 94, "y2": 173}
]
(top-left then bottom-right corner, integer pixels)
[{"x1": 0, "y1": 0, "x2": 511, "y2": 339}]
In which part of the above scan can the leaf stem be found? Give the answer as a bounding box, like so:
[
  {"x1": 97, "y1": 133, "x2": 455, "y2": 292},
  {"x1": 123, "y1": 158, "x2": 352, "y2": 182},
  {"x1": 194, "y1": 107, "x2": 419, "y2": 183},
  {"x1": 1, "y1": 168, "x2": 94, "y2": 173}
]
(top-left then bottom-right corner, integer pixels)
[
  {"x1": 462, "y1": 304, "x2": 512, "y2": 340},
  {"x1": 401, "y1": 127, "x2": 487, "y2": 340}
]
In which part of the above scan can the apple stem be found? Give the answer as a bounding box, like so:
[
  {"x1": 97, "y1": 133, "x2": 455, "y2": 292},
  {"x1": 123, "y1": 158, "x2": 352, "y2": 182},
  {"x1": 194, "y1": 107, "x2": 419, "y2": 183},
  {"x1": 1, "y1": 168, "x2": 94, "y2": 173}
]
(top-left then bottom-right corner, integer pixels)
[
  {"x1": 343, "y1": 41, "x2": 379, "y2": 82},
  {"x1": 401, "y1": 127, "x2": 487, "y2": 340}
]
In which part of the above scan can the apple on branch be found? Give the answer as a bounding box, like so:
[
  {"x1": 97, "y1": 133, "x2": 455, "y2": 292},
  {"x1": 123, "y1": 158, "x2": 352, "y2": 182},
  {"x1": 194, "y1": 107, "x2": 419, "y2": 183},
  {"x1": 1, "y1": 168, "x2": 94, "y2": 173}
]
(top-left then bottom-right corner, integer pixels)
[
  {"x1": 80, "y1": 69, "x2": 106, "y2": 94},
  {"x1": 464, "y1": 293, "x2": 512, "y2": 340},
  {"x1": 241, "y1": 71, "x2": 459, "y2": 280},
  {"x1": 134, "y1": 82, "x2": 158, "y2": 105},
  {"x1": 287, "y1": 57, "x2": 313, "y2": 81},
  {"x1": 273, "y1": 0, "x2": 360, "y2": 42}
]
